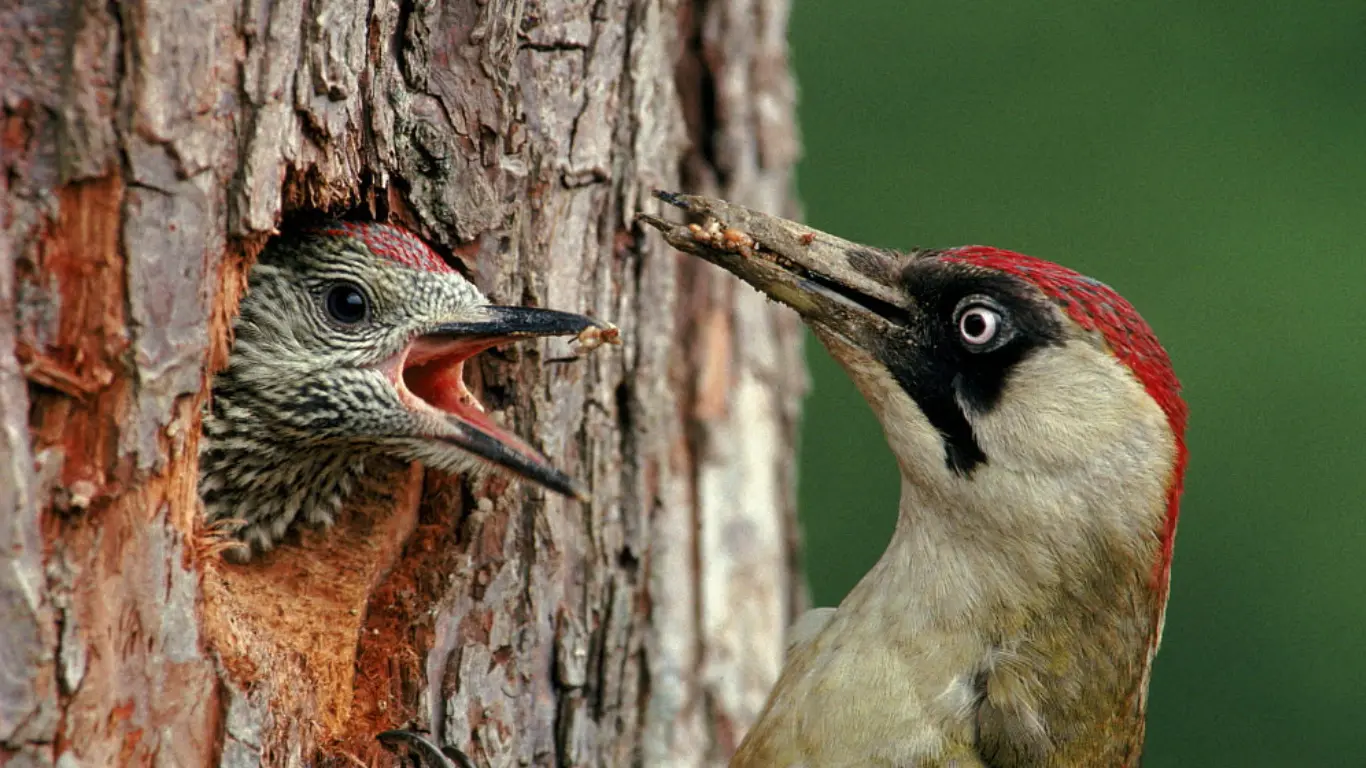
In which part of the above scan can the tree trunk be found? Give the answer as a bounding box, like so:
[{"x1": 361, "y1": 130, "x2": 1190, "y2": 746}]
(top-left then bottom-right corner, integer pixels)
[{"x1": 0, "y1": 0, "x2": 805, "y2": 766}]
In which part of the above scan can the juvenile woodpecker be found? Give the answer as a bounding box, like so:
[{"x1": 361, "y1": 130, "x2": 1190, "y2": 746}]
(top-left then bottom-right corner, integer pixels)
[
  {"x1": 641, "y1": 193, "x2": 1188, "y2": 767},
  {"x1": 201, "y1": 221, "x2": 611, "y2": 561}
]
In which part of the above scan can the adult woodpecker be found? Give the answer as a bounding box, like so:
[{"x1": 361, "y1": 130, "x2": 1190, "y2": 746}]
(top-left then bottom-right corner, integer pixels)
[
  {"x1": 641, "y1": 193, "x2": 1188, "y2": 767},
  {"x1": 200, "y1": 221, "x2": 614, "y2": 561}
]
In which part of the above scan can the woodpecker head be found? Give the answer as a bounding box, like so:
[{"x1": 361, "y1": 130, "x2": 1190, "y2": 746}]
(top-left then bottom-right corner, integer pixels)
[
  {"x1": 642, "y1": 193, "x2": 1187, "y2": 763},
  {"x1": 201, "y1": 221, "x2": 609, "y2": 560},
  {"x1": 774, "y1": 241, "x2": 1186, "y2": 583}
]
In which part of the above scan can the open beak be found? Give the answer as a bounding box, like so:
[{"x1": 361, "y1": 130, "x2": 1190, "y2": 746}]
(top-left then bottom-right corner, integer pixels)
[
  {"x1": 389, "y1": 306, "x2": 616, "y2": 501},
  {"x1": 636, "y1": 190, "x2": 913, "y2": 350}
]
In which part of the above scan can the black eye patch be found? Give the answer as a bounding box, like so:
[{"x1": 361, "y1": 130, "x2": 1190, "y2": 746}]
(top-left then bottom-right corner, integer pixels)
[{"x1": 872, "y1": 258, "x2": 1064, "y2": 475}]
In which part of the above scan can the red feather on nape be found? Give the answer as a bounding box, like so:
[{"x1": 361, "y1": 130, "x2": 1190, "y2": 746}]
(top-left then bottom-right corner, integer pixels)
[
  {"x1": 312, "y1": 221, "x2": 455, "y2": 274},
  {"x1": 940, "y1": 246, "x2": 1185, "y2": 444}
]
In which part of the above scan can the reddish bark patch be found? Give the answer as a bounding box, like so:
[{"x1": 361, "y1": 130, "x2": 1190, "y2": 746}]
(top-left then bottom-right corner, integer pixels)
[
  {"x1": 207, "y1": 236, "x2": 264, "y2": 376},
  {"x1": 22, "y1": 176, "x2": 221, "y2": 767},
  {"x1": 200, "y1": 465, "x2": 424, "y2": 758},
  {"x1": 22, "y1": 176, "x2": 132, "y2": 507},
  {"x1": 321, "y1": 481, "x2": 472, "y2": 765}
]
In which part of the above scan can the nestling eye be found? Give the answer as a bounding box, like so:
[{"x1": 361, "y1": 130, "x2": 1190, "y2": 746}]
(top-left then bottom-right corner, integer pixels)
[
  {"x1": 958, "y1": 305, "x2": 1000, "y2": 347},
  {"x1": 325, "y1": 283, "x2": 369, "y2": 324}
]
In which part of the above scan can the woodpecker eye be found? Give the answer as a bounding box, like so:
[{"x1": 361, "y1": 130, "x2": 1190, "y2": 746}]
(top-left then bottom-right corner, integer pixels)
[
  {"x1": 324, "y1": 282, "x2": 369, "y2": 324},
  {"x1": 954, "y1": 298, "x2": 1008, "y2": 351}
]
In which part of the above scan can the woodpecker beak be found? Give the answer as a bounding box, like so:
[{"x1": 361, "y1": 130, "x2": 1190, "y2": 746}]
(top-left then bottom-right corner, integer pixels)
[
  {"x1": 424, "y1": 305, "x2": 608, "y2": 343},
  {"x1": 637, "y1": 191, "x2": 909, "y2": 349},
  {"x1": 391, "y1": 305, "x2": 611, "y2": 501}
]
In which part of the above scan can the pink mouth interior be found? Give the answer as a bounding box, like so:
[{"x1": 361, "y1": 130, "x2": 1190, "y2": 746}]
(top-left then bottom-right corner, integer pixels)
[{"x1": 396, "y1": 338, "x2": 549, "y2": 466}]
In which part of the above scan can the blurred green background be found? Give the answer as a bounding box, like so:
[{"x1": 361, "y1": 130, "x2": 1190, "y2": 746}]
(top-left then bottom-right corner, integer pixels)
[{"x1": 788, "y1": 2, "x2": 1366, "y2": 765}]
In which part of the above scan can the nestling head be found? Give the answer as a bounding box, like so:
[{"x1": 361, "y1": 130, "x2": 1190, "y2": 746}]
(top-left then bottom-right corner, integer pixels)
[{"x1": 200, "y1": 222, "x2": 609, "y2": 560}]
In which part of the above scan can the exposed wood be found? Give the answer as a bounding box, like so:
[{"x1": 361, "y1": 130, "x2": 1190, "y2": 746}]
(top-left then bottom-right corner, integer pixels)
[{"x1": 0, "y1": 0, "x2": 804, "y2": 765}]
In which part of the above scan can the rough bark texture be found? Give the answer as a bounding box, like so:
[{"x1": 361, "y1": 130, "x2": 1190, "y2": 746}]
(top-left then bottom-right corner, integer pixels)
[{"x1": 0, "y1": 0, "x2": 804, "y2": 766}]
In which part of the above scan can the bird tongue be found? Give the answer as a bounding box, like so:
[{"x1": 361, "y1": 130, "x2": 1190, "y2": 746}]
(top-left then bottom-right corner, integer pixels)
[
  {"x1": 401, "y1": 336, "x2": 549, "y2": 467},
  {"x1": 390, "y1": 304, "x2": 612, "y2": 501}
]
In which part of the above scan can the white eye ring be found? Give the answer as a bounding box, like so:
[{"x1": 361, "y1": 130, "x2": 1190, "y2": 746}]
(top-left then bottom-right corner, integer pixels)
[{"x1": 958, "y1": 306, "x2": 1001, "y2": 346}]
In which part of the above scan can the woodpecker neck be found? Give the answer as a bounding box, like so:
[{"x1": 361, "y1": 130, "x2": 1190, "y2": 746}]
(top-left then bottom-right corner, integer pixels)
[
  {"x1": 735, "y1": 463, "x2": 1163, "y2": 768},
  {"x1": 847, "y1": 468, "x2": 1156, "y2": 764},
  {"x1": 814, "y1": 329, "x2": 1175, "y2": 764},
  {"x1": 198, "y1": 359, "x2": 401, "y2": 558}
]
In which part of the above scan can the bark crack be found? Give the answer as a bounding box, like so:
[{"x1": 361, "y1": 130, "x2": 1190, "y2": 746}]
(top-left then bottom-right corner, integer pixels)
[{"x1": 518, "y1": 41, "x2": 589, "y2": 53}]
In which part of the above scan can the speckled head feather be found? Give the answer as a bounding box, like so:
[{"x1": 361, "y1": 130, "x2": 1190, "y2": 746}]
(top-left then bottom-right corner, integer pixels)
[{"x1": 307, "y1": 221, "x2": 457, "y2": 274}]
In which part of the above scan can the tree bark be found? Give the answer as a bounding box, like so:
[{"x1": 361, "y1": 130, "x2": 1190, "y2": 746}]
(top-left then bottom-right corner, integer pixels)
[{"x1": 0, "y1": 0, "x2": 804, "y2": 766}]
